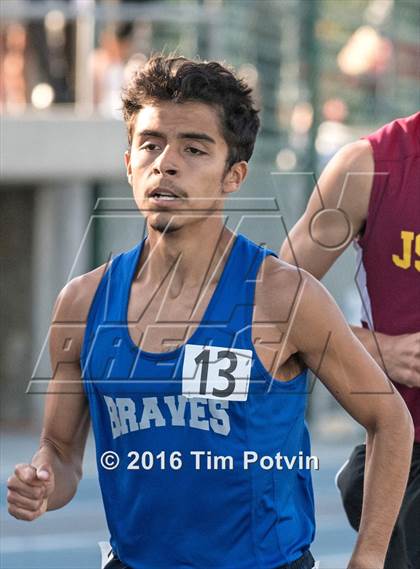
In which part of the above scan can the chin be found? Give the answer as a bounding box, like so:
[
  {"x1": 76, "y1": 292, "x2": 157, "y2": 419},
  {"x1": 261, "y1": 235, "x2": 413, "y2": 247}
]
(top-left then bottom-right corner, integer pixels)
[{"x1": 149, "y1": 217, "x2": 182, "y2": 234}]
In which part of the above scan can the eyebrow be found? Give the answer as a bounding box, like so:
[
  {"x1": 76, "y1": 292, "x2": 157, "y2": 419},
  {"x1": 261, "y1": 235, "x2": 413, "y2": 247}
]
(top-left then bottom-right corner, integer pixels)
[{"x1": 136, "y1": 129, "x2": 216, "y2": 144}]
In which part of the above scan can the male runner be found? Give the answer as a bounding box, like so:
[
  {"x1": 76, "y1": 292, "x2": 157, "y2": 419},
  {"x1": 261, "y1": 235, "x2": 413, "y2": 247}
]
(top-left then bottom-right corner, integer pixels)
[
  {"x1": 281, "y1": 112, "x2": 420, "y2": 569},
  {"x1": 7, "y1": 56, "x2": 414, "y2": 569}
]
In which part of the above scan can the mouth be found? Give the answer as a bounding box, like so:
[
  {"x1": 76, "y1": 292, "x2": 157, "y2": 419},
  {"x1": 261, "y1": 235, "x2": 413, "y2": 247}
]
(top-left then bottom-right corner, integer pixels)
[{"x1": 148, "y1": 187, "x2": 183, "y2": 202}]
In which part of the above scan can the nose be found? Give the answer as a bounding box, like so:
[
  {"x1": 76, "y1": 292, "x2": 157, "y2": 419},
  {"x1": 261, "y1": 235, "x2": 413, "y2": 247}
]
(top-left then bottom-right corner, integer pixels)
[{"x1": 152, "y1": 145, "x2": 178, "y2": 177}]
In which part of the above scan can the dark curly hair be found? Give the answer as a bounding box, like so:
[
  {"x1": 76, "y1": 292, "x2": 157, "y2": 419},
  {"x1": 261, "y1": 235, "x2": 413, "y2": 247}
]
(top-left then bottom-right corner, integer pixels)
[{"x1": 122, "y1": 55, "x2": 260, "y2": 168}]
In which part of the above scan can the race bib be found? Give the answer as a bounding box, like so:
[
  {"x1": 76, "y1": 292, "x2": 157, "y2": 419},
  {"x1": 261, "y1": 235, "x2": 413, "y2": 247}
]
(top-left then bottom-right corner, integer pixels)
[{"x1": 182, "y1": 344, "x2": 252, "y2": 401}]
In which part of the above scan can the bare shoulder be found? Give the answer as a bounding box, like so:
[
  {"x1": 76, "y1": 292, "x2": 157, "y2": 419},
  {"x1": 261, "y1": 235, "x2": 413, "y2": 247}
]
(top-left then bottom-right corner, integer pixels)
[
  {"x1": 254, "y1": 255, "x2": 306, "y2": 323},
  {"x1": 305, "y1": 139, "x2": 374, "y2": 248},
  {"x1": 52, "y1": 263, "x2": 109, "y2": 324},
  {"x1": 49, "y1": 263, "x2": 110, "y2": 366},
  {"x1": 316, "y1": 138, "x2": 374, "y2": 207},
  {"x1": 255, "y1": 254, "x2": 335, "y2": 324},
  {"x1": 331, "y1": 138, "x2": 373, "y2": 170}
]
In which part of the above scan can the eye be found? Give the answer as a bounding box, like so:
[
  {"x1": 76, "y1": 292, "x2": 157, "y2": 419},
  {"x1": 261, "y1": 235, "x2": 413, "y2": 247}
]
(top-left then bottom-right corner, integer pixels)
[
  {"x1": 186, "y1": 146, "x2": 206, "y2": 156},
  {"x1": 141, "y1": 143, "x2": 160, "y2": 152}
]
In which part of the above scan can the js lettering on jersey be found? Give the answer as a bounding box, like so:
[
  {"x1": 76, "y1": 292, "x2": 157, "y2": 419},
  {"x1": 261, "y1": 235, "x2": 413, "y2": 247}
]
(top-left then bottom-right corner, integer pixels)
[{"x1": 392, "y1": 230, "x2": 420, "y2": 271}]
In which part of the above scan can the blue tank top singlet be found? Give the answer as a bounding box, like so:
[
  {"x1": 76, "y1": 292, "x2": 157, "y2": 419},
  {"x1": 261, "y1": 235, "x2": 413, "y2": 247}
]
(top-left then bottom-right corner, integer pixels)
[{"x1": 81, "y1": 233, "x2": 315, "y2": 569}]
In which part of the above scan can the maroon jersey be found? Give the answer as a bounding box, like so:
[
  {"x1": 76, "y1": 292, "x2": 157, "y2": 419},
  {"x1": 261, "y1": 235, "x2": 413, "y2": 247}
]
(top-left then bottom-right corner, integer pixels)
[{"x1": 355, "y1": 112, "x2": 420, "y2": 441}]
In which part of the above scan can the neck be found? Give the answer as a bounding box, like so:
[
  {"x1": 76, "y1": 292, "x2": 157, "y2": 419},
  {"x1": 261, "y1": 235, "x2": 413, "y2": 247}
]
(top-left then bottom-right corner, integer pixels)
[{"x1": 138, "y1": 217, "x2": 235, "y2": 290}]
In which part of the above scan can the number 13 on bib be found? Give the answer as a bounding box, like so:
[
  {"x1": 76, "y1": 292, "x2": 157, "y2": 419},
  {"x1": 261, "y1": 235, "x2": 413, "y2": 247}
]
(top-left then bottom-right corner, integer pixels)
[{"x1": 182, "y1": 344, "x2": 252, "y2": 401}]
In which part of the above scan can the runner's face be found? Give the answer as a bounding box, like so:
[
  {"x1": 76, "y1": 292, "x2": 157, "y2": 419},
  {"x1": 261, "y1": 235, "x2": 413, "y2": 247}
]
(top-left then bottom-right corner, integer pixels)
[{"x1": 125, "y1": 101, "x2": 246, "y2": 233}]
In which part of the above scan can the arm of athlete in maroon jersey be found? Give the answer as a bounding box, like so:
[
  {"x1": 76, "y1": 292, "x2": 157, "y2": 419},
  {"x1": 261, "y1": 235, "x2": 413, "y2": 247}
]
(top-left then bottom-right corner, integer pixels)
[
  {"x1": 280, "y1": 140, "x2": 420, "y2": 388},
  {"x1": 7, "y1": 267, "x2": 104, "y2": 521},
  {"x1": 263, "y1": 261, "x2": 414, "y2": 569}
]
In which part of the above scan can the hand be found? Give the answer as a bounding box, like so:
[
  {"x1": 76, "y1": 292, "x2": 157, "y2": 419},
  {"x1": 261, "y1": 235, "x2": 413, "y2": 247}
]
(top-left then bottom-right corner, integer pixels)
[
  {"x1": 7, "y1": 463, "x2": 55, "y2": 521},
  {"x1": 381, "y1": 332, "x2": 420, "y2": 387}
]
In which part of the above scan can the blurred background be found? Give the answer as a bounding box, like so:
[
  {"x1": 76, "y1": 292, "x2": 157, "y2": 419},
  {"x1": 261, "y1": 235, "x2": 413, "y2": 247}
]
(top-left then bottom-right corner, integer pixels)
[{"x1": 1, "y1": 0, "x2": 419, "y2": 567}]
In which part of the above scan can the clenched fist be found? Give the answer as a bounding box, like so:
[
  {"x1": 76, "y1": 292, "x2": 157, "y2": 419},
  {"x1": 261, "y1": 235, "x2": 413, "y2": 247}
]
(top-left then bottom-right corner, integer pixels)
[
  {"x1": 382, "y1": 332, "x2": 420, "y2": 388},
  {"x1": 7, "y1": 463, "x2": 55, "y2": 521}
]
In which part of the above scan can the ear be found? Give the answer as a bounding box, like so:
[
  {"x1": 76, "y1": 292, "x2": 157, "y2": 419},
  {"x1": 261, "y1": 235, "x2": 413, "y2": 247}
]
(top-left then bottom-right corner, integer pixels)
[
  {"x1": 124, "y1": 150, "x2": 133, "y2": 185},
  {"x1": 222, "y1": 161, "x2": 248, "y2": 195}
]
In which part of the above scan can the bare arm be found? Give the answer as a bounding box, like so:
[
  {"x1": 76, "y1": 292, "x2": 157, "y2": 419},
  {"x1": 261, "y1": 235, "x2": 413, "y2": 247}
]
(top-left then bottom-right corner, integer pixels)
[
  {"x1": 285, "y1": 271, "x2": 414, "y2": 568},
  {"x1": 7, "y1": 268, "x2": 104, "y2": 520},
  {"x1": 280, "y1": 139, "x2": 420, "y2": 388},
  {"x1": 33, "y1": 278, "x2": 91, "y2": 511},
  {"x1": 280, "y1": 139, "x2": 374, "y2": 279}
]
